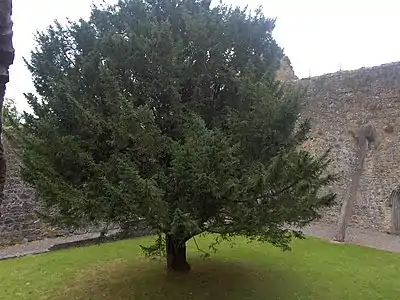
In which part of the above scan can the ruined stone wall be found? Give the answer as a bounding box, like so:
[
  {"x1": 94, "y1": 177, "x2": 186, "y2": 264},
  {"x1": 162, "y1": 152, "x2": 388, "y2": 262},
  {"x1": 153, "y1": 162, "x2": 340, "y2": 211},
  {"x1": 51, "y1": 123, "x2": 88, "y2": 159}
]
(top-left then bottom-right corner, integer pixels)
[
  {"x1": 300, "y1": 62, "x2": 400, "y2": 231},
  {"x1": 0, "y1": 137, "x2": 52, "y2": 245},
  {"x1": 0, "y1": 136, "x2": 101, "y2": 245},
  {"x1": 276, "y1": 56, "x2": 298, "y2": 82}
]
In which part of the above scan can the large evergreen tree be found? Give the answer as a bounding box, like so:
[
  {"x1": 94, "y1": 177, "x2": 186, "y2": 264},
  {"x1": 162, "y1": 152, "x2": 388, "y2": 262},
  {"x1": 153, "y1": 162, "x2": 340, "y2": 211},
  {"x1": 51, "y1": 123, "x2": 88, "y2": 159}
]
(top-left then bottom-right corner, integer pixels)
[{"x1": 13, "y1": 0, "x2": 335, "y2": 272}]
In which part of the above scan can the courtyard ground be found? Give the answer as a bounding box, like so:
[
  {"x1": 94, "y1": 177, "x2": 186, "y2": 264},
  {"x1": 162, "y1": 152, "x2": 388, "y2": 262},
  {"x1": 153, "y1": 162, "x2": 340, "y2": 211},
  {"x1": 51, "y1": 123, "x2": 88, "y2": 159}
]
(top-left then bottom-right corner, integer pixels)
[
  {"x1": 2, "y1": 222, "x2": 400, "y2": 261},
  {"x1": 0, "y1": 234, "x2": 399, "y2": 300}
]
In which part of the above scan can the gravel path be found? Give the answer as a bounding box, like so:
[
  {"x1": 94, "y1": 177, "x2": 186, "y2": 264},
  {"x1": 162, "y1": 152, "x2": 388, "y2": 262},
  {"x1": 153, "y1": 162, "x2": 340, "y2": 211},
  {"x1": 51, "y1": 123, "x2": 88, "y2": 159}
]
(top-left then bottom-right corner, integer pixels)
[
  {"x1": 0, "y1": 232, "x2": 102, "y2": 260},
  {"x1": 301, "y1": 222, "x2": 400, "y2": 253},
  {"x1": 1, "y1": 223, "x2": 399, "y2": 260}
]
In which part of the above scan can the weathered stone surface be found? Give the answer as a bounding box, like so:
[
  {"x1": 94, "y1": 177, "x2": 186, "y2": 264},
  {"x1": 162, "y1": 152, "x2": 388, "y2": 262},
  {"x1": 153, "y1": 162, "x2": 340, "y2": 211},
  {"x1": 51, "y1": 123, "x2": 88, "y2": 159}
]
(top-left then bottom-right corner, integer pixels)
[
  {"x1": 1, "y1": 61, "x2": 400, "y2": 245},
  {"x1": 0, "y1": 137, "x2": 49, "y2": 245},
  {"x1": 299, "y1": 62, "x2": 400, "y2": 232},
  {"x1": 276, "y1": 55, "x2": 298, "y2": 82}
]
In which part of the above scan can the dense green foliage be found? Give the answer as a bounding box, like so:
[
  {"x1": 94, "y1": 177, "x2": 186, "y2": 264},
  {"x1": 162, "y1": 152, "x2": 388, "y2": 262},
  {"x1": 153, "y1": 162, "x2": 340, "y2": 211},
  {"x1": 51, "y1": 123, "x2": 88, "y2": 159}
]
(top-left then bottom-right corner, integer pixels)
[{"x1": 11, "y1": 0, "x2": 335, "y2": 266}]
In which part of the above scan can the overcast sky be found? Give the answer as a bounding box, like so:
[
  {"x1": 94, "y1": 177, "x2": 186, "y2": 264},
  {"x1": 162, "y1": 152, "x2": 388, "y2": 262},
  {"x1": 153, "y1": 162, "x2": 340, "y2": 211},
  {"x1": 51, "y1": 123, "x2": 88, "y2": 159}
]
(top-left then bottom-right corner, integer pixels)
[{"x1": 7, "y1": 0, "x2": 400, "y2": 112}]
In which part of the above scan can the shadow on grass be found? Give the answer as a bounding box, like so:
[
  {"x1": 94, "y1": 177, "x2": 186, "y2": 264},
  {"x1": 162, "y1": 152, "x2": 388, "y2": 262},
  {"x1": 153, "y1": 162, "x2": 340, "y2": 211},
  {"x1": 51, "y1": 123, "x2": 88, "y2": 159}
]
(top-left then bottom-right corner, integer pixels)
[{"x1": 56, "y1": 257, "x2": 308, "y2": 300}]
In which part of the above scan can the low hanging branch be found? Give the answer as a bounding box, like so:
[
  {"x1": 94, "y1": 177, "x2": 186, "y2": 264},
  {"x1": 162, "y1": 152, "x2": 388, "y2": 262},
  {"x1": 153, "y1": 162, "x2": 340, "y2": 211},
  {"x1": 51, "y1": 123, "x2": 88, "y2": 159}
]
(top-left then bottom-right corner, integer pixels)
[{"x1": 334, "y1": 124, "x2": 376, "y2": 242}]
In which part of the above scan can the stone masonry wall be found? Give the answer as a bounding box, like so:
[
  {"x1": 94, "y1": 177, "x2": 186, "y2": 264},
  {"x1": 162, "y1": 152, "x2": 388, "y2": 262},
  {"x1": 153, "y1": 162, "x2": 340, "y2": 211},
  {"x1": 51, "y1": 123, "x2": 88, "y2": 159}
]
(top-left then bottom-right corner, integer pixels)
[
  {"x1": 300, "y1": 62, "x2": 400, "y2": 232},
  {"x1": 1, "y1": 61, "x2": 400, "y2": 245},
  {"x1": 0, "y1": 137, "x2": 52, "y2": 245},
  {"x1": 0, "y1": 137, "x2": 100, "y2": 245}
]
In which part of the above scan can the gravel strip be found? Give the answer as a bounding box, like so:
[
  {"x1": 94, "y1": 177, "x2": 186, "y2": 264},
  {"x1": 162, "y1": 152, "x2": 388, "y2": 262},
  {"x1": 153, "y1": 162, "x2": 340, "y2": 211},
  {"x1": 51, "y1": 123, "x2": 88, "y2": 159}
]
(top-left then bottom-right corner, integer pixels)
[
  {"x1": 301, "y1": 222, "x2": 400, "y2": 253},
  {"x1": 1, "y1": 223, "x2": 399, "y2": 260},
  {"x1": 0, "y1": 232, "x2": 109, "y2": 260}
]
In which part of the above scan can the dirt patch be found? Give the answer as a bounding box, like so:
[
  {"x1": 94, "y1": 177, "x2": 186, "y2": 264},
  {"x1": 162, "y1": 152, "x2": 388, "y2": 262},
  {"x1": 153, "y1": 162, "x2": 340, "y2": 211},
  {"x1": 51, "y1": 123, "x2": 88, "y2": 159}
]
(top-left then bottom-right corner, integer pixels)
[{"x1": 55, "y1": 258, "x2": 304, "y2": 300}]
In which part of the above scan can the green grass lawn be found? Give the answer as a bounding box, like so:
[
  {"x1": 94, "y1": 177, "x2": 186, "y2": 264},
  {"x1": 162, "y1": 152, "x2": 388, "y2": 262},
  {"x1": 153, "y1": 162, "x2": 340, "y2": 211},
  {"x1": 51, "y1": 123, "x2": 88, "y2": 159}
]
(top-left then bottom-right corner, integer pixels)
[{"x1": 0, "y1": 235, "x2": 399, "y2": 300}]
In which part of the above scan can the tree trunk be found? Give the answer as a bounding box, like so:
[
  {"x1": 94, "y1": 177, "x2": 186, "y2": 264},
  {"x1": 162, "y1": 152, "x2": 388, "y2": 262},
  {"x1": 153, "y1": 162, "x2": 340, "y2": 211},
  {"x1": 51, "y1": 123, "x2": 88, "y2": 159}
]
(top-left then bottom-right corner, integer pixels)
[
  {"x1": 334, "y1": 129, "x2": 371, "y2": 242},
  {"x1": 166, "y1": 234, "x2": 190, "y2": 272},
  {"x1": 0, "y1": 0, "x2": 15, "y2": 215}
]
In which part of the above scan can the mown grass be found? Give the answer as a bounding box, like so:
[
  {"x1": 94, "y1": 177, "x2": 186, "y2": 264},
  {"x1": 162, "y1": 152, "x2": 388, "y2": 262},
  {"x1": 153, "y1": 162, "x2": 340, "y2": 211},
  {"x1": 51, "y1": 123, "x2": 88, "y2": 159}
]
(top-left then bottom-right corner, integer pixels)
[{"x1": 0, "y1": 235, "x2": 399, "y2": 300}]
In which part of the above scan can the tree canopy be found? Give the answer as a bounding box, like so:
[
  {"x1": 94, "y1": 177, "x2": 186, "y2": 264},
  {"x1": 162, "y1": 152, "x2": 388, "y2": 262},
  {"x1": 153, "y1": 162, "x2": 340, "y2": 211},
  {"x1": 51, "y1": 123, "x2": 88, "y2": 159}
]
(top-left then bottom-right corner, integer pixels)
[{"x1": 11, "y1": 0, "x2": 335, "y2": 272}]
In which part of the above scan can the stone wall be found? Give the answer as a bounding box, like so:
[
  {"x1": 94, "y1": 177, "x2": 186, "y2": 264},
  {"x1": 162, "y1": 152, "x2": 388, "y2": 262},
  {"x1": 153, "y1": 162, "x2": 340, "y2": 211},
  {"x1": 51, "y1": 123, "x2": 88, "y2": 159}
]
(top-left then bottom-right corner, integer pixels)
[
  {"x1": 0, "y1": 136, "x2": 100, "y2": 245},
  {"x1": 300, "y1": 62, "x2": 400, "y2": 231},
  {"x1": 0, "y1": 137, "x2": 52, "y2": 245},
  {"x1": 276, "y1": 56, "x2": 298, "y2": 82},
  {"x1": 1, "y1": 61, "x2": 400, "y2": 245}
]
